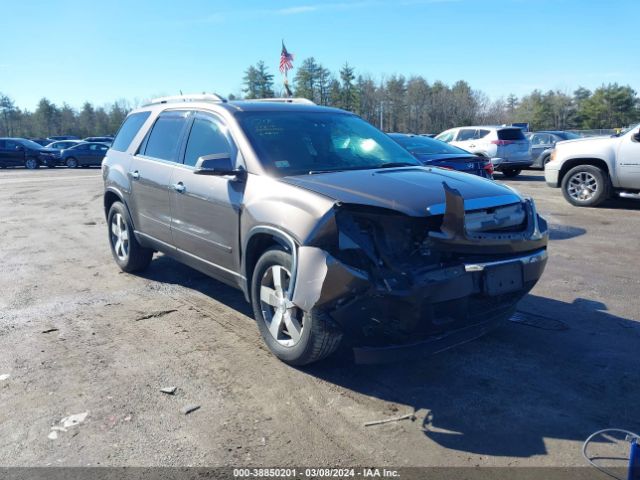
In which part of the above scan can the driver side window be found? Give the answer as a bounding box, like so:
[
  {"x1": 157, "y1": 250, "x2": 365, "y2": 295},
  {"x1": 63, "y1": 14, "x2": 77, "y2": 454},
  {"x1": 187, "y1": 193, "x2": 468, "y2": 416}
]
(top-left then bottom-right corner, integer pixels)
[{"x1": 183, "y1": 115, "x2": 234, "y2": 167}]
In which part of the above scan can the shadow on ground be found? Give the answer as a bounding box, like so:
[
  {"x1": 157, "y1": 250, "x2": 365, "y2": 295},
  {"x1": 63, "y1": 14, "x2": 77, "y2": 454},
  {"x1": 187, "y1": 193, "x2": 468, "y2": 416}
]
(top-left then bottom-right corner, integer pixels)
[
  {"x1": 139, "y1": 255, "x2": 640, "y2": 459},
  {"x1": 499, "y1": 172, "x2": 545, "y2": 182}
]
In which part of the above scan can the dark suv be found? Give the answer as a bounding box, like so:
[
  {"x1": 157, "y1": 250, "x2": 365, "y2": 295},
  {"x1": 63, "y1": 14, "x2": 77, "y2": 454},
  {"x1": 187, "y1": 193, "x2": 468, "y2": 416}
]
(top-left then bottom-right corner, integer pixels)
[
  {"x1": 0, "y1": 138, "x2": 59, "y2": 169},
  {"x1": 103, "y1": 95, "x2": 548, "y2": 365}
]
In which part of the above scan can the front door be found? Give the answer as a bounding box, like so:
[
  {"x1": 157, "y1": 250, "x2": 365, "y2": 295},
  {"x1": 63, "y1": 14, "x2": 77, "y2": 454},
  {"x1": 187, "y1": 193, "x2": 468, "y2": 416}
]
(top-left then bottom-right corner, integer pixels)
[
  {"x1": 1, "y1": 140, "x2": 24, "y2": 166},
  {"x1": 169, "y1": 112, "x2": 243, "y2": 278},
  {"x1": 617, "y1": 128, "x2": 640, "y2": 189},
  {"x1": 128, "y1": 110, "x2": 191, "y2": 246}
]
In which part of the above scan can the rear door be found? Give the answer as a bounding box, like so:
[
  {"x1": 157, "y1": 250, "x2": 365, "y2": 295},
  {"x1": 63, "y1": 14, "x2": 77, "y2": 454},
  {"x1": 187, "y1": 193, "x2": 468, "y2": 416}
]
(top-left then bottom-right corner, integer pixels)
[
  {"x1": 529, "y1": 133, "x2": 552, "y2": 162},
  {"x1": 88, "y1": 143, "x2": 108, "y2": 165},
  {"x1": 128, "y1": 110, "x2": 191, "y2": 246},
  {"x1": 170, "y1": 112, "x2": 243, "y2": 279}
]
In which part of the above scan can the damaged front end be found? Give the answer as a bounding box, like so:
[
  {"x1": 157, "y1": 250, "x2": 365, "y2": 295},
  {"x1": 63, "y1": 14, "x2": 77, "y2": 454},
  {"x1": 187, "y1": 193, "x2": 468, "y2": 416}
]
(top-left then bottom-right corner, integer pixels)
[{"x1": 291, "y1": 182, "x2": 548, "y2": 364}]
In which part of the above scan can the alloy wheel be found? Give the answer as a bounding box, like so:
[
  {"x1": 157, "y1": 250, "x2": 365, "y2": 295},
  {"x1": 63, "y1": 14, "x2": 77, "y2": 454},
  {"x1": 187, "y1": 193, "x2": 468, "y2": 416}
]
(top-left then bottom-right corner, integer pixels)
[
  {"x1": 25, "y1": 158, "x2": 38, "y2": 169},
  {"x1": 259, "y1": 265, "x2": 303, "y2": 347},
  {"x1": 110, "y1": 213, "x2": 130, "y2": 261},
  {"x1": 567, "y1": 171, "x2": 598, "y2": 202}
]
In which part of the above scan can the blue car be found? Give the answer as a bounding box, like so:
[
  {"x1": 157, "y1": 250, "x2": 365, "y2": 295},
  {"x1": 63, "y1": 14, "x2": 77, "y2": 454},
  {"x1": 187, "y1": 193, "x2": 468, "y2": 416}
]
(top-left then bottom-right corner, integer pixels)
[{"x1": 388, "y1": 133, "x2": 494, "y2": 178}]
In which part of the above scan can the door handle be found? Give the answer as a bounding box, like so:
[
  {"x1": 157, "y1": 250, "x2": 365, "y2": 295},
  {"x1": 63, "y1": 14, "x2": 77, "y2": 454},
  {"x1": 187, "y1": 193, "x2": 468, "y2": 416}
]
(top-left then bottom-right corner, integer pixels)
[
  {"x1": 130, "y1": 170, "x2": 140, "y2": 180},
  {"x1": 172, "y1": 182, "x2": 185, "y2": 193}
]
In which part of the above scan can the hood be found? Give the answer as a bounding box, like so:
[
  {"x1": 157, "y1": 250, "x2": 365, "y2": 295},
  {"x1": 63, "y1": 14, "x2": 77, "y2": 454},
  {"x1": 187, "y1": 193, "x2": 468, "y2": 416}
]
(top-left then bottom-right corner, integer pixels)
[
  {"x1": 412, "y1": 153, "x2": 479, "y2": 163},
  {"x1": 280, "y1": 166, "x2": 521, "y2": 217},
  {"x1": 556, "y1": 136, "x2": 612, "y2": 147}
]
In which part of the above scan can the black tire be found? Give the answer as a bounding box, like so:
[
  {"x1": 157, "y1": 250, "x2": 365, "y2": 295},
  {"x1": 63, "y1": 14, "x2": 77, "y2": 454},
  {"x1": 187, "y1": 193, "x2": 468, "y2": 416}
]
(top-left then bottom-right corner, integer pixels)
[
  {"x1": 24, "y1": 158, "x2": 39, "y2": 170},
  {"x1": 251, "y1": 247, "x2": 342, "y2": 366},
  {"x1": 107, "y1": 201, "x2": 153, "y2": 272},
  {"x1": 65, "y1": 157, "x2": 79, "y2": 169},
  {"x1": 501, "y1": 168, "x2": 521, "y2": 178},
  {"x1": 542, "y1": 155, "x2": 551, "y2": 169},
  {"x1": 561, "y1": 164, "x2": 610, "y2": 207}
]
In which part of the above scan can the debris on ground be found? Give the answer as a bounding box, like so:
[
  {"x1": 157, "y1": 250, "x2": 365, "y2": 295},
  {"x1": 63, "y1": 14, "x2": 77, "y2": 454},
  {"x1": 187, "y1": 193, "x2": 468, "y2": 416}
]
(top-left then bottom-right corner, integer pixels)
[
  {"x1": 181, "y1": 404, "x2": 200, "y2": 415},
  {"x1": 0, "y1": 374, "x2": 9, "y2": 381},
  {"x1": 48, "y1": 411, "x2": 89, "y2": 440},
  {"x1": 364, "y1": 413, "x2": 416, "y2": 427},
  {"x1": 160, "y1": 386, "x2": 177, "y2": 395},
  {"x1": 41, "y1": 328, "x2": 59, "y2": 334}
]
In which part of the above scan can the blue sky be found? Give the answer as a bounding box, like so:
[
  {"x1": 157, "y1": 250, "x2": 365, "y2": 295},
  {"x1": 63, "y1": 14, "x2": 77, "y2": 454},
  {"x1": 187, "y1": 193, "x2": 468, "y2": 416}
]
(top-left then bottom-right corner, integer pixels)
[{"x1": 2, "y1": 0, "x2": 638, "y2": 110}]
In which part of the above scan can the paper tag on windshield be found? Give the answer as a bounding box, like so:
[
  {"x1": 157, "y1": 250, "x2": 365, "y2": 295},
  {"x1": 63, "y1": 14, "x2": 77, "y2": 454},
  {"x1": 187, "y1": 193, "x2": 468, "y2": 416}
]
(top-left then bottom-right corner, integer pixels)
[{"x1": 275, "y1": 160, "x2": 290, "y2": 168}]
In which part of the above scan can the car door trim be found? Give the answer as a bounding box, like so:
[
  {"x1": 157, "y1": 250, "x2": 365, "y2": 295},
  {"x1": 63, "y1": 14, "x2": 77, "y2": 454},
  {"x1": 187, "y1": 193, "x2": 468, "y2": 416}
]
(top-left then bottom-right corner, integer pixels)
[{"x1": 135, "y1": 230, "x2": 244, "y2": 279}]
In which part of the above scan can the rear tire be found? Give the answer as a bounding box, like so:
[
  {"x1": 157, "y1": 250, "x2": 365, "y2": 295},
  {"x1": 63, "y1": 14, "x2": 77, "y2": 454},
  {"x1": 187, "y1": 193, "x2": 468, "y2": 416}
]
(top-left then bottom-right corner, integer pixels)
[
  {"x1": 251, "y1": 247, "x2": 342, "y2": 366},
  {"x1": 25, "y1": 158, "x2": 39, "y2": 170},
  {"x1": 561, "y1": 165, "x2": 610, "y2": 207},
  {"x1": 502, "y1": 168, "x2": 521, "y2": 178},
  {"x1": 107, "y1": 201, "x2": 153, "y2": 272},
  {"x1": 66, "y1": 157, "x2": 79, "y2": 168}
]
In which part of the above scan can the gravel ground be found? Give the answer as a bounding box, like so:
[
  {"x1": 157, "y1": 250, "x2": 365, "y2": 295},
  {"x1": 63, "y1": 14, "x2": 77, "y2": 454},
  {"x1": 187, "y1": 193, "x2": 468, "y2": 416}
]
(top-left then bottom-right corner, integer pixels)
[{"x1": 0, "y1": 167, "x2": 638, "y2": 468}]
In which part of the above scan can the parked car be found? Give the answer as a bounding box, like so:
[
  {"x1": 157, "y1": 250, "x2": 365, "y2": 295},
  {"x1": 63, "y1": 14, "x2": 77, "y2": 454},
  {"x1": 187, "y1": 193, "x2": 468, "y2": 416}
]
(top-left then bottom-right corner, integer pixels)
[
  {"x1": 83, "y1": 136, "x2": 114, "y2": 144},
  {"x1": 48, "y1": 135, "x2": 80, "y2": 141},
  {"x1": 545, "y1": 123, "x2": 640, "y2": 207},
  {"x1": 103, "y1": 95, "x2": 548, "y2": 366},
  {"x1": 527, "y1": 130, "x2": 580, "y2": 169},
  {"x1": 0, "y1": 137, "x2": 59, "y2": 169},
  {"x1": 45, "y1": 140, "x2": 84, "y2": 150},
  {"x1": 60, "y1": 141, "x2": 109, "y2": 168},
  {"x1": 435, "y1": 126, "x2": 532, "y2": 177},
  {"x1": 388, "y1": 133, "x2": 494, "y2": 178}
]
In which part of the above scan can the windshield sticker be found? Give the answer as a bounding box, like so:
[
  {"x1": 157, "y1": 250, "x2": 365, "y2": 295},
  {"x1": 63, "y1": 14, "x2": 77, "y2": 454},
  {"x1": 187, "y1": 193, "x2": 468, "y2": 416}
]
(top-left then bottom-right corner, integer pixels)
[{"x1": 275, "y1": 160, "x2": 290, "y2": 168}]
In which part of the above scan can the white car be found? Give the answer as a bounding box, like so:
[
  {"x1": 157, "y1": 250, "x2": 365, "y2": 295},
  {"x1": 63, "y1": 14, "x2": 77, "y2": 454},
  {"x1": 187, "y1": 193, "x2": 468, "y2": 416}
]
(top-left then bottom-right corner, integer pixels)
[
  {"x1": 545, "y1": 123, "x2": 640, "y2": 207},
  {"x1": 436, "y1": 126, "x2": 532, "y2": 178}
]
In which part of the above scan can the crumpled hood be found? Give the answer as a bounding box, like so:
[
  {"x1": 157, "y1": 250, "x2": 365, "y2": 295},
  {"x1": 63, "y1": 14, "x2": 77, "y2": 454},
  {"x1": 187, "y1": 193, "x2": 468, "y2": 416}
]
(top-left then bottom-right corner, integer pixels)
[{"x1": 280, "y1": 166, "x2": 521, "y2": 217}]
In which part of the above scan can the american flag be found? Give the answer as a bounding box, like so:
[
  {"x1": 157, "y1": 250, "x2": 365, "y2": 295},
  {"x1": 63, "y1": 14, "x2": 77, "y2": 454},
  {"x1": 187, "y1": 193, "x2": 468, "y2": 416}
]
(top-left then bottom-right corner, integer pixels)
[{"x1": 279, "y1": 41, "x2": 294, "y2": 74}]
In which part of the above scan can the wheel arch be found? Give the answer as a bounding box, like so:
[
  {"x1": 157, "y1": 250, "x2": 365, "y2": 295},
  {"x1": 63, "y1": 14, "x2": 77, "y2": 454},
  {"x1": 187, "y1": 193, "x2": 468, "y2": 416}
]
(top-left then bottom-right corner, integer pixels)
[
  {"x1": 559, "y1": 158, "x2": 609, "y2": 184},
  {"x1": 242, "y1": 226, "x2": 299, "y2": 303},
  {"x1": 104, "y1": 187, "x2": 137, "y2": 230}
]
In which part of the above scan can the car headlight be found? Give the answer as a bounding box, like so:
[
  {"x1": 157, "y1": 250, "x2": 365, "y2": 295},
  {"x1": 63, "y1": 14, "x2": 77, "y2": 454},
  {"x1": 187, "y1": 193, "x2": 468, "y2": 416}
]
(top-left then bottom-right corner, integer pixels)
[{"x1": 550, "y1": 149, "x2": 556, "y2": 162}]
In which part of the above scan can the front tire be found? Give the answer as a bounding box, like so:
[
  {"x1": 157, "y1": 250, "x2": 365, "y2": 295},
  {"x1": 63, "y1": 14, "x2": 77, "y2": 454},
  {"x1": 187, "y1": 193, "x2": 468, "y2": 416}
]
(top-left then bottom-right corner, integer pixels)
[
  {"x1": 561, "y1": 165, "x2": 610, "y2": 207},
  {"x1": 25, "y1": 158, "x2": 39, "y2": 170},
  {"x1": 502, "y1": 168, "x2": 521, "y2": 178},
  {"x1": 107, "y1": 201, "x2": 153, "y2": 272},
  {"x1": 251, "y1": 247, "x2": 342, "y2": 366},
  {"x1": 66, "y1": 157, "x2": 79, "y2": 169}
]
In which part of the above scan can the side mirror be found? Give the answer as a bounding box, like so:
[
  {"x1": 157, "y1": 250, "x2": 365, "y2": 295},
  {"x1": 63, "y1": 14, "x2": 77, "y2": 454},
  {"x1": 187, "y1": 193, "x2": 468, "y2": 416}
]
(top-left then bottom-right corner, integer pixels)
[{"x1": 193, "y1": 154, "x2": 244, "y2": 178}]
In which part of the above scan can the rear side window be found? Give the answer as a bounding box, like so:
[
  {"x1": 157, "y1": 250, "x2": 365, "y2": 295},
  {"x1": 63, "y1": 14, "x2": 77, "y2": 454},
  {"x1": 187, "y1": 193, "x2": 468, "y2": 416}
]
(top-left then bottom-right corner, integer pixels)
[
  {"x1": 477, "y1": 129, "x2": 490, "y2": 138},
  {"x1": 111, "y1": 112, "x2": 151, "y2": 152},
  {"x1": 498, "y1": 128, "x2": 526, "y2": 141},
  {"x1": 142, "y1": 111, "x2": 190, "y2": 162},
  {"x1": 183, "y1": 116, "x2": 233, "y2": 167}
]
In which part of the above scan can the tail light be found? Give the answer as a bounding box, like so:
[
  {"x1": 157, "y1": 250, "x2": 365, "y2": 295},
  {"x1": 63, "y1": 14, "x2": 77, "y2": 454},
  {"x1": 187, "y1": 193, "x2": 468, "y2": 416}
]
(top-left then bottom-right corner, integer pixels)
[
  {"x1": 483, "y1": 161, "x2": 494, "y2": 175},
  {"x1": 491, "y1": 140, "x2": 515, "y2": 146}
]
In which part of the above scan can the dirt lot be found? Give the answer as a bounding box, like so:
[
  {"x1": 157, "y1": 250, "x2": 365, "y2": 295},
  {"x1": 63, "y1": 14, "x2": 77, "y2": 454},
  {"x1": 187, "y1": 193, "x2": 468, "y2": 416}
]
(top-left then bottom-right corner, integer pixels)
[{"x1": 0, "y1": 167, "x2": 639, "y2": 468}]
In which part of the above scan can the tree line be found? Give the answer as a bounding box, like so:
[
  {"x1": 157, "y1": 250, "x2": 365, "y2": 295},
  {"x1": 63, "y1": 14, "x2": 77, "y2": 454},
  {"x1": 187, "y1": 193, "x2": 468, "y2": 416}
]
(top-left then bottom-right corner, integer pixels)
[
  {"x1": 0, "y1": 96, "x2": 130, "y2": 138},
  {"x1": 243, "y1": 58, "x2": 640, "y2": 133},
  {"x1": 2, "y1": 59, "x2": 639, "y2": 139}
]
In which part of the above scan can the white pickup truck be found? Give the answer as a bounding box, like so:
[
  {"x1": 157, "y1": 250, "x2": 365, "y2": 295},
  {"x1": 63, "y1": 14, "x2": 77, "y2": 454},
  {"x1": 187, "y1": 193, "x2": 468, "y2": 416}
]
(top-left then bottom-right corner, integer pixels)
[{"x1": 545, "y1": 124, "x2": 640, "y2": 206}]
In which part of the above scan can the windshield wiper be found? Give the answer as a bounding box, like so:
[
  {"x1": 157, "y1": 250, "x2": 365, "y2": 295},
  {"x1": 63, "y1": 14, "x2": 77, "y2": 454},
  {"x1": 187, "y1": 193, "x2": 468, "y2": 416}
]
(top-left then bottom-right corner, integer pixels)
[{"x1": 376, "y1": 162, "x2": 417, "y2": 168}]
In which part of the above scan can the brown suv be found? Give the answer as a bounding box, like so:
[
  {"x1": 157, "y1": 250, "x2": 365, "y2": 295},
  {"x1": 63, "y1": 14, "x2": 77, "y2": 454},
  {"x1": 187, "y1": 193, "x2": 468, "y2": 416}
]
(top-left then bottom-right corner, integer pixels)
[{"x1": 103, "y1": 94, "x2": 548, "y2": 365}]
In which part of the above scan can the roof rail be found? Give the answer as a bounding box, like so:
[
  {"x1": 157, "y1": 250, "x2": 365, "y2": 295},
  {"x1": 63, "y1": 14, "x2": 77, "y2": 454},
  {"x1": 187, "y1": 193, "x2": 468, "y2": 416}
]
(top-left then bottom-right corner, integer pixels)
[
  {"x1": 145, "y1": 93, "x2": 227, "y2": 106},
  {"x1": 245, "y1": 97, "x2": 316, "y2": 105}
]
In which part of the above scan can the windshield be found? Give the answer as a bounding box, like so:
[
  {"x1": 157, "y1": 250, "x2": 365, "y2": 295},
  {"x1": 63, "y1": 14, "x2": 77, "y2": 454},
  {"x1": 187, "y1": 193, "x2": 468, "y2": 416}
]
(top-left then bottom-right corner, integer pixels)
[
  {"x1": 20, "y1": 139, "x2": 45, "y2": 149},
  {"x1": 619, "y1": 123, "x2": 640, "y2": 136},
  {"x1": 236, "y1": 111, "x2": 420, "y2": 176},
  {"x1": 560, "y1": 131, "x2": 580, "y2": 140},
  {"x1": 390, "y1": 134, "x2": 471, "y2": 156}
]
